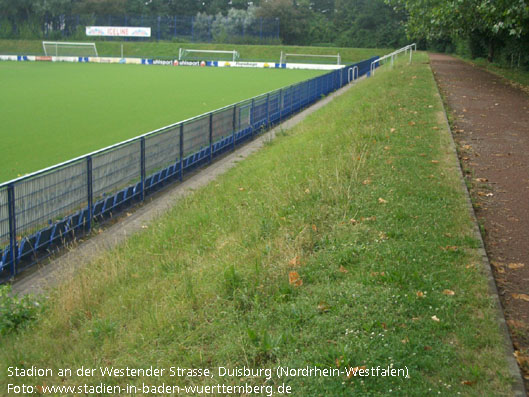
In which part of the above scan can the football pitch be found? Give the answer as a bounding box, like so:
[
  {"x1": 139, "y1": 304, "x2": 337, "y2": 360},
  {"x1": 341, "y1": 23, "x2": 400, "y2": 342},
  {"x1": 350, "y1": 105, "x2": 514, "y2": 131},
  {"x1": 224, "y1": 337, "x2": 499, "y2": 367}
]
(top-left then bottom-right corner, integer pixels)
[{"x1": 0, "y1": 62, "x2": 323, "y2": 183}]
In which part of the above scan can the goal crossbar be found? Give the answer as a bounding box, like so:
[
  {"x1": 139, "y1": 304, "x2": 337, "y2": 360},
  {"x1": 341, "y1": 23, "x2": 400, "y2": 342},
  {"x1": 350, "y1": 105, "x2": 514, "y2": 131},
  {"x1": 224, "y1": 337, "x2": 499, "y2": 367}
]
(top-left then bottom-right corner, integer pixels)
[
  {"x1": 179, "y1": 48, "x2": 239, "y2": 62},
  {"x1": 42, "y1": 41, "x2": 98, "y2": 57},
  {"x1": 280, "y1": 52, "x2": 341, "y2": 65}
]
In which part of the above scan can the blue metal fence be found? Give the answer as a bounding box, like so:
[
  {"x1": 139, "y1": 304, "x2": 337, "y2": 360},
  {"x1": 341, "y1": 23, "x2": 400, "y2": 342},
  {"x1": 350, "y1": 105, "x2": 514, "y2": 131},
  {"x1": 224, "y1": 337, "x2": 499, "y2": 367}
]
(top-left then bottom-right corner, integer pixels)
[{"x1": 0, "y1": 56, "x2": 379, "y2": 283}]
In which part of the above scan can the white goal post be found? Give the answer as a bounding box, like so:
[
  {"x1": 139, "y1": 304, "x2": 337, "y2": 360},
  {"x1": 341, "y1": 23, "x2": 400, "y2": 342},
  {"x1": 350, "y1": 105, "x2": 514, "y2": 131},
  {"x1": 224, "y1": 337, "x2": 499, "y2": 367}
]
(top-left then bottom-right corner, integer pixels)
[
  {"x1": 42, "y1": 41, "x2": 98, "y2": 57},
  {"x1": 280, "y1": 51, "x2": 341, "y2": 65},
  {"x1": 178, "y1": 48, "x2": 239, "y2": 62}
]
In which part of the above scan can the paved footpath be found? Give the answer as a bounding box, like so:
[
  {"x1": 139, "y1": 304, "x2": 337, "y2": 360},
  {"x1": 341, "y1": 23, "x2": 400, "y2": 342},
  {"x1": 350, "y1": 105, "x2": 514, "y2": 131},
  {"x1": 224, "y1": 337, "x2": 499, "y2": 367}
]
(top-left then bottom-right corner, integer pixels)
[{"x1": 430, "y1": 53, "x2": 529, "y2": 391}]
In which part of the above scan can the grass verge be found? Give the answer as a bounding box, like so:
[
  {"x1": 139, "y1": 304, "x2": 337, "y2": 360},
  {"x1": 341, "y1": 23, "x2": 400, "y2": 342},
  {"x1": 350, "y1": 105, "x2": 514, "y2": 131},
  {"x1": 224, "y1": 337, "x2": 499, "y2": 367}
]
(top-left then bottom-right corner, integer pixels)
[{"x1": 0, "y1": 53, "x2": 514, "y2": 395}]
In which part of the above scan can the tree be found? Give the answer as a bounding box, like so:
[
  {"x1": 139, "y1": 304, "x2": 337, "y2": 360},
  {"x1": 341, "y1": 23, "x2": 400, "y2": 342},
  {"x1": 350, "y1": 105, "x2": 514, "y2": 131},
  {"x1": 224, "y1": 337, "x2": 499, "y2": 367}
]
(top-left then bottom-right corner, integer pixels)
[
  {"x1": 256, "y1": 0, "x2": 310, "y2": 44},
  {"x1": 386, "y1": 0, "x2": 529, "y2": 61}
]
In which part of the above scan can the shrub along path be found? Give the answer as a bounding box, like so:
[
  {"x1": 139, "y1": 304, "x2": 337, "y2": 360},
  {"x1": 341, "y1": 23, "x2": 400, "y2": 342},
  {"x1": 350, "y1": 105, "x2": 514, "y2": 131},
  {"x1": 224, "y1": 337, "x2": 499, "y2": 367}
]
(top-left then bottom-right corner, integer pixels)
[{"x1": 430, "y1": 53, "x2": 529, "y2": 391}]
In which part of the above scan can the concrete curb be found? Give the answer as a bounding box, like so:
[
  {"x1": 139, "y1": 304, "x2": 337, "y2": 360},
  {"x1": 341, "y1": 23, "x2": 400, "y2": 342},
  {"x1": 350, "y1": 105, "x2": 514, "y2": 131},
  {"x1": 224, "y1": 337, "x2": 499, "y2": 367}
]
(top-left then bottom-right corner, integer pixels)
[
  {"x1": 11, "y1": 76, "x2": 363, "y2": 297},
  {"x1": 430, "y1": 58, "x2": 526, "y2": 396}
]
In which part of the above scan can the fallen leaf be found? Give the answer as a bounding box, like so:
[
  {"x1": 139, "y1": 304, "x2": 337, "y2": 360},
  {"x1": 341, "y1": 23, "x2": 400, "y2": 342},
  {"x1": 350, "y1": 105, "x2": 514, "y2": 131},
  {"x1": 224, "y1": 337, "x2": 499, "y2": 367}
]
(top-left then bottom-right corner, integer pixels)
[
  {"x1": 424, "y1": 345, "x2": 432, "y2": 351},
  {"x1": 507, "y1": 263, "x2": 525, "y2": 270},
  {"x1": 461, "y1": 380, "x2": 475, "y2": 386},
  {"x1": 311, "y1": 224, "x2": 318, "y2": 232},
  {"x1": 390, "y1": 128, "x2": 396, "y2": 133},
  {"x1": 378, "y1": 197, "x2": 388, "y2": 204},
  {"x1": 317, "y1": 302, "x2": 330, "y2": 313},
  {"x1": 384, "y1": 146, "x2": 390, "y2": 150},
  {"x1": 416, "y1": 291, "x2": 425, "y2": 298},
  {"x1": 475, "y1": 178, "x2": 488, "y2": 183},
  {"x1": 512, "y1": 293, "x2": 529, "y2": 302},
  {"x1": 289, "y1": 256, "x2": 300, "y2": 266},
  {"x1": 431, "y1": 160, "x2": 439, "y2": 164},
  {"x1": 441, "y1": 245, "x2": 458, "y2": 251},
  {"x1": 304, "y1": 188, "x2": 310, "y2": 194},
  {"x1": 362, "y1": 178, "x2": 371, "y2": 185},
  {"x1": 349, "y1": 218, "x2": 357, "y2": 225},
  {"x1": 339, "y1": 265, "x2": 348, "y2": 273},
  {"x1": 141, "y1": 225, "x2": 148, "y2": 229},
  {"x1": 514, "y1": 351, "x2": 529, "y2": 367},
  {"x1": 443, "y1": 289, "x2": 455, "y2": 296},
  {"x1": 431, "y1": 315, "x2": 440, "y2": 322},
  {"x1": 409, "y1": 121, "x2": 416, "y2": 126},
  {"x1": 288, "y1": 271, "x2": 303, "y2": 287},
  {"x1": 401, "y1": 337, "x2": 409, "y2": 344}
]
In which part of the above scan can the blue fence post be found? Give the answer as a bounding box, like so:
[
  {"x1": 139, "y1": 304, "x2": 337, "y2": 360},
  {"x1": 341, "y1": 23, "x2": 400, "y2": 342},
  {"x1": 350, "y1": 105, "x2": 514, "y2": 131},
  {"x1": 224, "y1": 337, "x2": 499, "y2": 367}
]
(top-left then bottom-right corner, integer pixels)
[
  {"x1": 140, "y1": 137, "x2": 145, "y2": 201},
  {"x1": 266, "y1": 93, "x2": 270, "y2": 128},
  {"x1": 7, "y1": 183, "x2": 17, "y2": 278},
  {"x1": 209, "y1": 112, "x2": 213, "y2": 163},
  {"x1": 250, "y1": 98, "x2": 255, "y2": 138},
  {"x1": 179, "y1": 123, "x2": 184, "y2": 181},
  {"x1": 232, "y1": 105, "x2": 237, "y2": 150},
  {"x1": 86, "y1": 156, "x2": 93, "y2": 232},
  {"x1": 279, "y1": 89, "x2": 283, "y2": 122}
]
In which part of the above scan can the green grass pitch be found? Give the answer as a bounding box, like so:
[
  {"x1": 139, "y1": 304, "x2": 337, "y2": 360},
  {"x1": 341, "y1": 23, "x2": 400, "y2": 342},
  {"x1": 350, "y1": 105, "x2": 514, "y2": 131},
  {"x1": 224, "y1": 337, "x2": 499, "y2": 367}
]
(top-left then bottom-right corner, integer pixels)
[{"x1": 0, "y1": 62, "x2": 322, "y2": 183}]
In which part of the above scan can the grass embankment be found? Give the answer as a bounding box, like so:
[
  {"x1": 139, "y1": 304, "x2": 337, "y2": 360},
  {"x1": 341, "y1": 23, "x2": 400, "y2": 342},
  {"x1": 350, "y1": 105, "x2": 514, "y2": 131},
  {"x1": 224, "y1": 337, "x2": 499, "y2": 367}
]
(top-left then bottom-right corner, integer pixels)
[
  {"x1": 1, "y1": 53, "x2": 514, "y2": 395},
  {"x1": 0, "y1": 63, "x2": 321, "y2": 183},
  {"x1": 0, "y1": 39, "x2": 389, "y2": 63}
]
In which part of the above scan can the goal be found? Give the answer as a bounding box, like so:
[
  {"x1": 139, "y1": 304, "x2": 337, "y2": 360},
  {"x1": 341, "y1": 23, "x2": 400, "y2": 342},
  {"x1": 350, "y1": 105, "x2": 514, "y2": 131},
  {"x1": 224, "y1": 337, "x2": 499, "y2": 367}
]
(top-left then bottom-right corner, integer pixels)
[
  {"x1": 42, "y1": 41, "x2": 98, "y2": 57},
  {"x1": 280, "y1": 51, "x2": 341, "y2": 65},
  {"x1": 178, "y1": 48, "x2": 239, "y2": 62}
]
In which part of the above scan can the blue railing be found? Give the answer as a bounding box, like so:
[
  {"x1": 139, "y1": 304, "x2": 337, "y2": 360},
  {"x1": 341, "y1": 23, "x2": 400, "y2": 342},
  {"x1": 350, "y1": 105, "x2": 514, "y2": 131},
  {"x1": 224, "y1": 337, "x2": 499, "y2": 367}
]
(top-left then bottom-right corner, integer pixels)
[{"x1": 0, "y1": 56, "x2": 379, "y2": 283}]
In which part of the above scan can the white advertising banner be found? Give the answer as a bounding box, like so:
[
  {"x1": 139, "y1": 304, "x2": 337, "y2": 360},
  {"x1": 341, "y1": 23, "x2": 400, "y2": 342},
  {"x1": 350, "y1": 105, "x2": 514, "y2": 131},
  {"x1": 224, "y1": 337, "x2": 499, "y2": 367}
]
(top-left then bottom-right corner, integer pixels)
[
  {"x1": 86, "y1": 26, "x2": 151, "y2": 38},
  {"x1": 286, "y1": 63, "x2": 343, "y2": 70}
]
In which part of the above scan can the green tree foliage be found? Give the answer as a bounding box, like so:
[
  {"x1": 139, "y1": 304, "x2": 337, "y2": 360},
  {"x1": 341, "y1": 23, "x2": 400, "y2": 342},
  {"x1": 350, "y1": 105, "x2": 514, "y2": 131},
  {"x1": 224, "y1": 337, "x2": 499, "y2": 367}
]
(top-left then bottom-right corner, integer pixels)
[
  {"x1": 387, "y1": 0, "x2": 529, "y2": 63},
  {"x1": 0, "y1": 0, "x2": 407, "y2": 47}
]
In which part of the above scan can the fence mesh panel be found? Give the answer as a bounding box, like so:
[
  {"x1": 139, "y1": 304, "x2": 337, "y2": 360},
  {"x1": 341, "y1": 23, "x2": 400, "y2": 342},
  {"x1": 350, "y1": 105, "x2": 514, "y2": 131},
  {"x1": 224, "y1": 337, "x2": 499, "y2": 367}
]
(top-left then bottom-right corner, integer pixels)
[
  {"x1": 212, "y1": 108, "x2": 234, "y2": 142},
  {"x1": 145, "y1": 125, "x2": 180, "y2": 175},
  {"x1": 14, "y1": 160, "x2": 87, "y2": 236},
  {"x1": 183, "y1": 116, "x2": 209, "y2": 156},
  {"x1": 0, "y1": 187, "x2": 8, "y2": 247},
  {"x1": 237, "y1": 100, "x2": 252, "y2": 131},
  {"x1": 92, "y1": 140, "x2": 141, "y2": 200}
]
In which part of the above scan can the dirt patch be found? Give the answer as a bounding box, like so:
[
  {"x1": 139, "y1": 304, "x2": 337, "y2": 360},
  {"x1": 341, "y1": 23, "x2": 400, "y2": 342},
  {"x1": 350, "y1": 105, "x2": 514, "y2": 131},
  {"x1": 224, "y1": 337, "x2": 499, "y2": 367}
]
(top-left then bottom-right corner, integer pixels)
[{"x1": 430, "y1": 53, "x2": 529, "y2": 392}]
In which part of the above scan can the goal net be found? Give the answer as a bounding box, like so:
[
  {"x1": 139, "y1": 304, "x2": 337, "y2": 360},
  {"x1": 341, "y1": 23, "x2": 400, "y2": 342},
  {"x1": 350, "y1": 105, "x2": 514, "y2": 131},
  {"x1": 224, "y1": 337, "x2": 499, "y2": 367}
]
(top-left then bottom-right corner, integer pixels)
[
  {"x1": 178, "y1": 48, "x2": 240, "y2": 62},
  {"x1": 42, "y1": 41, "x2": 98, "y2": 57},
  {"x1": 280, "y1": 52, "x2": 341, "y2": 65}
]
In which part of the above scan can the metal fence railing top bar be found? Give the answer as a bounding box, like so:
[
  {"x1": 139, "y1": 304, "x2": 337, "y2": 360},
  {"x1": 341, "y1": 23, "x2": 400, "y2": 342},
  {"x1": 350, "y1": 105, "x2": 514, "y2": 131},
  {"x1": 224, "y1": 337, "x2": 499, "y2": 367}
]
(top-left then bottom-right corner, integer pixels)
[
  {"x1": 0, "y1": 55, "x2": 381, "y2": 284},
  {"x1": 370, "y1": 44, "x2": 417, "y2": 75}
]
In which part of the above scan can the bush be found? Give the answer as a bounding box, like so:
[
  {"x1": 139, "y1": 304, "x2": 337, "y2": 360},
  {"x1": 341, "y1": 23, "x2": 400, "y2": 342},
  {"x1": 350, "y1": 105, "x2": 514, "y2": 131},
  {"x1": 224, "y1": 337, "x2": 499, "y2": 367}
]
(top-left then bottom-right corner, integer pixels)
[{"x1": 0, "y1": 285, "x2": 42, "y2": 336}]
